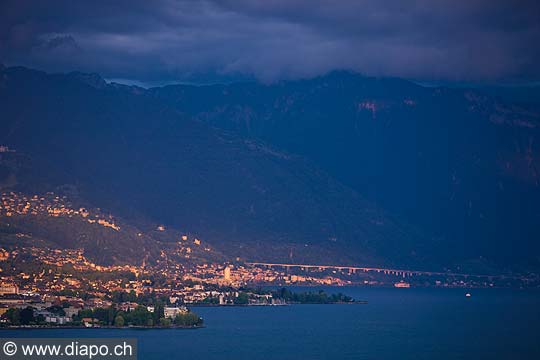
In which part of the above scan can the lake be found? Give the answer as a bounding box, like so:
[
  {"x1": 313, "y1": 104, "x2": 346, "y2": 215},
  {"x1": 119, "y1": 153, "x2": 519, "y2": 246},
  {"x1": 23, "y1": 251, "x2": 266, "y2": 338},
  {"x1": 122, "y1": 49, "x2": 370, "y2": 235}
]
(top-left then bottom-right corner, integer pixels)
[{"x1": 3, "y1": 287, "x2": 540, "y2": 359}]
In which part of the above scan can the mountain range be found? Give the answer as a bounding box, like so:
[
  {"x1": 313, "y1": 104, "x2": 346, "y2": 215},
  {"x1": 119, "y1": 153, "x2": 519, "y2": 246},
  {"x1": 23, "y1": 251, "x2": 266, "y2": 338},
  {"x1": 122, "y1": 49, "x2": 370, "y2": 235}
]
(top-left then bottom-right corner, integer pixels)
[{"x1": 1, "y1": 65, "x2": 539, "y2": 272}]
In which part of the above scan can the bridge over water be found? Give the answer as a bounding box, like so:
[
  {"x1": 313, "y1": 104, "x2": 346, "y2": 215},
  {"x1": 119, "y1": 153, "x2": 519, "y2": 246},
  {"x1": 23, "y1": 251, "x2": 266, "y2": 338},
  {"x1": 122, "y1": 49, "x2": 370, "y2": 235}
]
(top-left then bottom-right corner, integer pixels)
[{"x1": 245, "y1": 262, "x2": 519, "y2": 280}]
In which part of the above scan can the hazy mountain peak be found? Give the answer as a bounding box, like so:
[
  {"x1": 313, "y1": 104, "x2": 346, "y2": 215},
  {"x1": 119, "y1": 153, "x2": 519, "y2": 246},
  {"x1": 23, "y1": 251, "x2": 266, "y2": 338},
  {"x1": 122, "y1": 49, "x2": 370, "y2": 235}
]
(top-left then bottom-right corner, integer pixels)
[{"x1": 68, "y1": 71, "x2": 107, "y2": 89}]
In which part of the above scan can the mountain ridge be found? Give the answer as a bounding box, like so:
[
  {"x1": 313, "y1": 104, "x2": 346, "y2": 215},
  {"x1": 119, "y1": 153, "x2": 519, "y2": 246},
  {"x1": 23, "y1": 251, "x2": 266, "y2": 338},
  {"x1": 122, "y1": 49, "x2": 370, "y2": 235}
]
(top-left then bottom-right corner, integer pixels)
[
  {"x1": 149, "y1": 70, "x2": 540, "y2": 268},
  {"x1": 1, "y1": 65, "x2": 539, "y2": 271},
  {"x1": 1, "y1": 66, "x2": 434, "y2": 269}
]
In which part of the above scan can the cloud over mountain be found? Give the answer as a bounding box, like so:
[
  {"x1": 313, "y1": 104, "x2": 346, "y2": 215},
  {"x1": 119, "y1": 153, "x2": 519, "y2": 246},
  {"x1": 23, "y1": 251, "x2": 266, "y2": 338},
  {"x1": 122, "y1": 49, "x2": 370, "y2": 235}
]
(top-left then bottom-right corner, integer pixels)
[{"x1": 1, "y1": 0, "x2": 539, "y2": 83}]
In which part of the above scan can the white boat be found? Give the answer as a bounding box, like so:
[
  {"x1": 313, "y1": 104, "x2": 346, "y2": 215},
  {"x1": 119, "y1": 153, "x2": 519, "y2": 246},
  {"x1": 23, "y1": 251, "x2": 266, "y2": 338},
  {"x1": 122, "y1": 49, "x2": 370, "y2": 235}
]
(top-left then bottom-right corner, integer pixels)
[{"x1": 394, "y1": 281, "x2": 410, "y2": 288}]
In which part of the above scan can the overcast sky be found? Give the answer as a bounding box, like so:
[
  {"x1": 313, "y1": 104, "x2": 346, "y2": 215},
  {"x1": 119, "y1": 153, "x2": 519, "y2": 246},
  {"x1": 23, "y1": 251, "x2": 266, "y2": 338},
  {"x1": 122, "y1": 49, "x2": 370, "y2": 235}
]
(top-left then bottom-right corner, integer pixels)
[{"x1": 1, "y1": 0, "x2": 539, "y2": 84}]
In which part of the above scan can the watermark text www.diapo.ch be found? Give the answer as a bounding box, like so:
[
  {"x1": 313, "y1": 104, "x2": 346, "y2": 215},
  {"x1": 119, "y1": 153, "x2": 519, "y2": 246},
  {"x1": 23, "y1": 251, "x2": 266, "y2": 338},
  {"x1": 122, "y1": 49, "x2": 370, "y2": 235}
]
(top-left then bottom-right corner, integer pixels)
[{"x1": 1, "y1": 338, "x2": 137, "y2": 359}]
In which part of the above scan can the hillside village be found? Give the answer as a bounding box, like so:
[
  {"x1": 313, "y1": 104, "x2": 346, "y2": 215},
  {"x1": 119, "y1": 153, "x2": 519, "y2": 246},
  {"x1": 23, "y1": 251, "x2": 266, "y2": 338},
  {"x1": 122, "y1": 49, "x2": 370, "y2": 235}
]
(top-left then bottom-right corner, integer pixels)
[{"x1": 1, "y1": 192, "x2": 121, "y2": 231}]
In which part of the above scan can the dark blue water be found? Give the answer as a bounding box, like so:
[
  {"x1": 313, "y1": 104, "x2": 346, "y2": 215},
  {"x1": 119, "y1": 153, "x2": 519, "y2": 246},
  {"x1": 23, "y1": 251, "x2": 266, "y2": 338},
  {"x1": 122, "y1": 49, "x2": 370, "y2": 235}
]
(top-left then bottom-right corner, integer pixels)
[{"x1": 3, "y1": 287, "x2": 540, "y2": 359}]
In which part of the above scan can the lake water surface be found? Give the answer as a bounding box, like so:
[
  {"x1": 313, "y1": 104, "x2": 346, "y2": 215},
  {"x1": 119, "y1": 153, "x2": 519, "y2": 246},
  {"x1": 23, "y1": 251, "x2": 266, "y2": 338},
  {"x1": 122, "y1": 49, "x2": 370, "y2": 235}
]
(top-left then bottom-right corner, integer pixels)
[{"x1": 4, "y1": 287, "x2": 540, "y2": 360}]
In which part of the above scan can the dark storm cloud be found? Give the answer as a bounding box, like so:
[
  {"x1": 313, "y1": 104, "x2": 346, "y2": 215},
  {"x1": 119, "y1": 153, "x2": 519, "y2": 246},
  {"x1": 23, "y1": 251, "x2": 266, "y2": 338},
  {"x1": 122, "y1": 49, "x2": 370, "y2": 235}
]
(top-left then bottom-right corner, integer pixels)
[{"x1": 0, "y1": 0, "x2": 539, "y2": 83}]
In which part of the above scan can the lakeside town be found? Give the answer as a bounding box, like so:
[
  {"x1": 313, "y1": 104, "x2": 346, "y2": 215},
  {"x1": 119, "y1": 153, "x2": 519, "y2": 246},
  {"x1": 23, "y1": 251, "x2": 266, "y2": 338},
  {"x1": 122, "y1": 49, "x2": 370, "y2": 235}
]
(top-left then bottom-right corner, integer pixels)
[
  {"x1": 0, "y1": 245, "x2": 364, "y2": 328},
  {"x1": 1, "y1": 191, "x2": 539, "y2": 328},
  {"x1": 0, "y1": 241, "x2": 538, "y2": 328}
]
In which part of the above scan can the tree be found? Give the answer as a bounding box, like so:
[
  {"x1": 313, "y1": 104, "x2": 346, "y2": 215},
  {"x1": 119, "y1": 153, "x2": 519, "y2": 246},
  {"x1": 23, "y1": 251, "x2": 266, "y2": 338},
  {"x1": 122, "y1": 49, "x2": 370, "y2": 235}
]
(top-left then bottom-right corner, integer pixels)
[
  {"x1": 159, "y1": 317, "x2": 171, "y2": 327},
  {"x1": 175, "y1": 312, "x2": 203, "y2": 327},
  {"x1": 47, "y1": 305, "x2": 66, "y2": 316},
  {"x1": 36, "y1": 314, "x2": 46, "y2": 325},
  {"x1": 114, "y1": 315, "x2": 125, "y2": 327},
  {"x1": 76, "y1": 309, "x2": 93, "y2": 321},
  {"x1": 152, "y1": 303, "x2": 164, "y2": 324},
  {"x1": 126, "y1": 306, "x2": 152, "y2": 326},
  {"x1": 20, "y1": 307, "x2": 35, "y2": 325},
  {"x1": 92, "y1": 308, "x2": 110, "y2": 324},
  {"x1": 234, "y1": 292, "x2": 249, "y2": 305},
  {"x1": 5, "y1": 308, "x2": 21, "y2": 325},
  {"x1": 107, "y1": 307, "x2": 116, "y2": 325}
]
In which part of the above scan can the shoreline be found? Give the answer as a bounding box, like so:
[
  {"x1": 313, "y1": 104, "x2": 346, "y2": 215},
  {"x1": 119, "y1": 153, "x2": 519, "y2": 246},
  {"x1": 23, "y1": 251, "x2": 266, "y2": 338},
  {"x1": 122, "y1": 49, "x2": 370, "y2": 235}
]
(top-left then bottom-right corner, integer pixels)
[
  {"x1": 189, "y1": 301, "x2": 368, "y2": 307},
  {"x1": 0, "y1": 302, "x2": 368, "y2": 330},
  {"x1": 0, "y1": 325, "x2": 204, "y2": 330}
]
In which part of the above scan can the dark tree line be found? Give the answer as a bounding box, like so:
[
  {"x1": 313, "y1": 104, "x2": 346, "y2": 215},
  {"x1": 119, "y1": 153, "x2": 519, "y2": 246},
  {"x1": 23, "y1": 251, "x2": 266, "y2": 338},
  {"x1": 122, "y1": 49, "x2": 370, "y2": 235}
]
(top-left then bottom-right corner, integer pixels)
[{"x1": 272, "y1": 288, "x2": 354, "y2": 303}]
